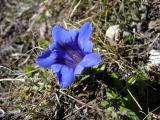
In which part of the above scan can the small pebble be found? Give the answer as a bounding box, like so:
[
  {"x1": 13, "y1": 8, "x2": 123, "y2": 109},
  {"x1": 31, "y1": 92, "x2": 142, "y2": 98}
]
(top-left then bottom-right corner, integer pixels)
[{"x1": 0, "y1": 109, "x2": 5, "y2": 118}]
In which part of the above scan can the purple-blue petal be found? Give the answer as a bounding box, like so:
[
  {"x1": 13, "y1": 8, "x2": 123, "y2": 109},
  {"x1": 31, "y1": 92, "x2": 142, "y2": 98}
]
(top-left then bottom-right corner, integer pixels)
[
  {"x1": 79, "y1": 22, "x2": 92, "y2": 42},
  {"x1": 78, "y1": 22, "x2": 93, "y2": 53},
  {"x1": 68, "y1": 28, "x2": 79, "y2": 49},
  {"x1": 49, "y1": 43, "x2": 77, "y2": 67},
  {"x1": 74, "y1": 64, "x2": 84, "y2": 75},
  {"x1": 49, "y1": 43, "x2": 59, "y2": 51},
  {"x1": 51, "y1": 64, "x2": 62, "y2": 73},
  {"x1": 52, "y1": 25, "x2": 72, "y2": 45},
  {"x1": 69, "y1": 28, "x2": 79, "y2": 41},
  {"x1": 83, "y1": 41, "x2": 93, "y2": 53},
  {"x1": 36, "y1": 49, "x2": 57, "y2": 67},
  {"x1": 57, "y1": 65, "x2": 75, "y2": 88},
  {"x1": 79, "y1": 53, "x2": 101, "y2": 67}
]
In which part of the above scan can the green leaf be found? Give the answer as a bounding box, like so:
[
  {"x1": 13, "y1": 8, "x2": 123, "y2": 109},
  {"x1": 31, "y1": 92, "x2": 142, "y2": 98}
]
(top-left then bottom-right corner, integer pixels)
[
  {"x1": 39, "y1": 39, "x2": 49, "y2": 48},
  {"x1": 111, "y1": 72, "x2": 119, "y2": 79},
  {"x1": 128, "y1": 75, "x2": 136, "y2": 85},
  {"x1": 25, "y1": 65, "x2": 36, "y2": 77},
  {"x1": 100, "y1": 100, "x2": 109, "y2": 107},
  {"x1": 137, "y1": 68, "x2": 149, "y2": 81},
  {"x1": 126, "y1": 108, "x2": 140, "y2": 120},
  {"x1": 107, "y1": 90, "x2": 119, "y2": 99}
]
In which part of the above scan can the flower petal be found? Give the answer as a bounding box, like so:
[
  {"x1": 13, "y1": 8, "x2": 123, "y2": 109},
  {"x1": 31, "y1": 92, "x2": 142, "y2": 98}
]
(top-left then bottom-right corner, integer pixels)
[
  {"x1": 79, "y1": 53, "x2": 101, "y2": 67},
  {"x1": 36, "y1": 49, "x2": 57, "y2": 67},
  {"x1": 67, "y1": 28, "x2": 79, "y2": 49},
  {"x1": 52, "y1": 25, "x2": 72, "y2": 45},
  {"x1": 79, "y1": 22, "x2": 92, "y2": 42},
  {"x1": 83, "y1": 41, "x2": 93, "y2": 53},
  {"x1": 51, "y1": 64, "x2": 62, "y2": 73},
  {"x1": 78, "y1": 22, "x2": 93, "y2": 53},
  {"x1": 57, "y1": 65, "x2": 75, "y2": 88},
  {"x1": 49, "y1": 42, "x2": 59, "y2": 50},
  {"x1": 49, "y1": 43, "x2": 77, "y2": 66},
  {"x1": 69, "y1": 28, "x2": 79, "y2": 41},
  {"x1": 74, "y1": 64, "x2": 84, "y2": 75}
]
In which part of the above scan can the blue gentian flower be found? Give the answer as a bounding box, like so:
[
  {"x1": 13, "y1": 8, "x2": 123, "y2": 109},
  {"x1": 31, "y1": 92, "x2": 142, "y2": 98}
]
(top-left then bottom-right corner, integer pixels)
[{"x1": 36, "y1": 22, "x2": 101, "y2": 88}]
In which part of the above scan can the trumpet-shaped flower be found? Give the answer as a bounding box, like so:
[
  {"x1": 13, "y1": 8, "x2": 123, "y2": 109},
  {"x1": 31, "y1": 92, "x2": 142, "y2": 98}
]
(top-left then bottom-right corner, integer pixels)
[{"x1": 36, "y1": 22, "x2": 101, "y2": 88}]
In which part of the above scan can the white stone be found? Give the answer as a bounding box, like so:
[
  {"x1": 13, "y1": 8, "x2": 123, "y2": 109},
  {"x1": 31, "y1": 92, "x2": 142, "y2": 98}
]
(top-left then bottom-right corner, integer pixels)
[
  {"x1": 146, "y1": 49, "x2": 160, "y2": 70},
  {"x1": 105, "y1": 25, "x2": 119, "y2": 42}
]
